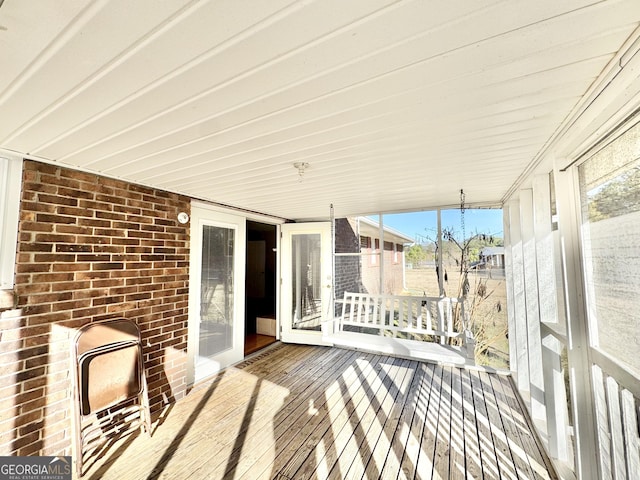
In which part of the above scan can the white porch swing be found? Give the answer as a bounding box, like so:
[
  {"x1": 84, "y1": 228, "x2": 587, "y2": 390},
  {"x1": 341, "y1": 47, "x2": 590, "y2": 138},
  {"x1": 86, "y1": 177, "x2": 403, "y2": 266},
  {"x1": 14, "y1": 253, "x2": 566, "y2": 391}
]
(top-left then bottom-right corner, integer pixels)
[{"x1": 322, "y1": 195, "x2": 477, "y2": 366}]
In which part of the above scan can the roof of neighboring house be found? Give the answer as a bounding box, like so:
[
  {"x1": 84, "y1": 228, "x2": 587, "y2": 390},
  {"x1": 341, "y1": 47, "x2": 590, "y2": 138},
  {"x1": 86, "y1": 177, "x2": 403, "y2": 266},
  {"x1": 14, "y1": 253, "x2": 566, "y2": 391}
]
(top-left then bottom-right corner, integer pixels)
[
  {"x1": 356, "y1": 217, "x2": 414, "y2": 244},
  {"x1": 480, "y1": 246, "x2": 505, "y2": 256}
]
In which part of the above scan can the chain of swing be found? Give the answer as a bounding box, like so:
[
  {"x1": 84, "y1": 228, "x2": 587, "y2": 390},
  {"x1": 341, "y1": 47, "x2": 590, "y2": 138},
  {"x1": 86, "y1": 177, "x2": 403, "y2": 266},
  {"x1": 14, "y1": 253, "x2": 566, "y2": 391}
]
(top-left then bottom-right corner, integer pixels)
[
  {"x1": 459, "y1": 190, "x2": 470, "y2": 297},
  {"x1": 460, "y1": 188, "x2": 466, "y2": 244},
  {"x1": 441, "y1": 188, "x2": 495, "y2": 298}
]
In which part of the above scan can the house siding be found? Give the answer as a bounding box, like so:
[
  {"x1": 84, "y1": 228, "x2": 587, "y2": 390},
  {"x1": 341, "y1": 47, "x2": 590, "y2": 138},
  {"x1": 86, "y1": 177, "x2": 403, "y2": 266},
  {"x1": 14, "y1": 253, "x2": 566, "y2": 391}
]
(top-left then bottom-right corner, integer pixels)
[{"x1": 0, "y1": 160, "x2": 190, "y2": 457}]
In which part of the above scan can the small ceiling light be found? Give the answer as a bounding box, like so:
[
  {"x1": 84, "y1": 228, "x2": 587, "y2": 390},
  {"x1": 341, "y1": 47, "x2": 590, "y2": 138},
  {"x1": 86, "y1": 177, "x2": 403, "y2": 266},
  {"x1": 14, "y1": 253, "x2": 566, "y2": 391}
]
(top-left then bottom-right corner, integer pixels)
[{"x1": 293, "y1": 162, "x2": 309, "y2": 182}]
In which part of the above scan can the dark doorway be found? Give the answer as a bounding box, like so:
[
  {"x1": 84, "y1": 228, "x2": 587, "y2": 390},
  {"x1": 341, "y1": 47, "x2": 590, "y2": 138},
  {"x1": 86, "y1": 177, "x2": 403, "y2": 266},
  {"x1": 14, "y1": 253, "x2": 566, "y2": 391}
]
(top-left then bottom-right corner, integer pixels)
[{"x1": 244, "y1": 221, "x2": 277, "y2": 355}]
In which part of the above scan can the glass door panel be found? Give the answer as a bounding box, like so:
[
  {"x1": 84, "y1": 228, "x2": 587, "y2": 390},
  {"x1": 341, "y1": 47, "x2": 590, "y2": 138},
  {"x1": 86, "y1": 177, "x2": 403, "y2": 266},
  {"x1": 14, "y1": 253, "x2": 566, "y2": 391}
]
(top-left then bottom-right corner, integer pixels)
[
  {"x1": 198, "y1": 225, "x2": 234, "y2": 359},
  {"x1": 291, "y1": 233, "x2": 322, "y2": 331}
]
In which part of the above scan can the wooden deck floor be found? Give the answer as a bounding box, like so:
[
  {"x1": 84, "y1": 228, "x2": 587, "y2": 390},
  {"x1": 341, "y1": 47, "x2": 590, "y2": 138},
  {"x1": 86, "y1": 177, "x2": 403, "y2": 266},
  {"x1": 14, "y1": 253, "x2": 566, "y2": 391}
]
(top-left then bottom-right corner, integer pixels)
[{"x1": 84, "y1": 343, "x2": 556, "y2": 480}]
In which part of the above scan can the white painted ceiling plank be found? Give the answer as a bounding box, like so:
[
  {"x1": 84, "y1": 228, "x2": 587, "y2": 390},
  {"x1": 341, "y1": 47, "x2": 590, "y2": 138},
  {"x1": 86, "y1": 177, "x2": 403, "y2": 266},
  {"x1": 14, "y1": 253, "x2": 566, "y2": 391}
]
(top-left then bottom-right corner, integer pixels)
[
  {"x1": 107, "y1": 74, "x2": 587, "y2": 174},
  {"x1": 0, "y1": 0, "x2": 196, "y2": 144},
  {"x1": 23, "y1": 0, "x2": 620, "y2": 158},
  {"x1": 109, "y1": 63, "x2": 600, "y2": 185},
  {"x1": 1, "y1": 0, "x2": 639, "y2": 219},
  {"x1": 29, "y1": 0, "x2": 400, "y2": 158},
  {"x1": 0, "y1": 0, "x2": 92, "y2": 96},
  {"x1": 60, "y1": 34, "x2": 616, "y2": 175}
]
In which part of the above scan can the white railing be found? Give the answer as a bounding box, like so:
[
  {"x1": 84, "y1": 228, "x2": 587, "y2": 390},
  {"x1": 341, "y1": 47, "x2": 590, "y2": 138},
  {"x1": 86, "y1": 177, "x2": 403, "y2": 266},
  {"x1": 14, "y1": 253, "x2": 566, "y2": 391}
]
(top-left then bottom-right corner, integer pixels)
[
  {"x1": 591, "y1": 354, "x2": 640, "y2": 480},
  {"x1": 327, "y1": 292, "x2": 475, "y2": 359}
]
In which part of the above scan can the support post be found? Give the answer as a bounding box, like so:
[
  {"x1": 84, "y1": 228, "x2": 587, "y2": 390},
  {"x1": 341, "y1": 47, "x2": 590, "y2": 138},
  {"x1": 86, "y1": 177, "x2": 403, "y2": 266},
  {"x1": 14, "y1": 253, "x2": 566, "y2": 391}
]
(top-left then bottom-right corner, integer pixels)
[
  {"x1": 437, "y1": 209, "x2": 444, "y2": 296},
  {"x1": 520, "y1": 188, "x2": 546, "y2": 424},
  {"x1": 533, "y1": 173, "x2": 570, "y2": 461},
  {"x1": 507, "y1": 199, "x2": 531, "y2": 394},
  {"x1": 378, "y1": 213, "x2": 384, "y2": 294},
  {"x1": 555, "y1": 164, "x2": 598, "y2": 480},
  {"x1": 503, "y1": 203, "x2": 518, "y2": 373}
]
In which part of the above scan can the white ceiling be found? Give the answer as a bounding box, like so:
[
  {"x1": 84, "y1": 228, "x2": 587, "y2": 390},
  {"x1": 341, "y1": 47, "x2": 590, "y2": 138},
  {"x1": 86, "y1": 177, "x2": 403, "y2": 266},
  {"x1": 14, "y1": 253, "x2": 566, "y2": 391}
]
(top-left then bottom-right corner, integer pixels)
[{"x1": 1, "y1": 0, "x2": 639, "y2": 220}]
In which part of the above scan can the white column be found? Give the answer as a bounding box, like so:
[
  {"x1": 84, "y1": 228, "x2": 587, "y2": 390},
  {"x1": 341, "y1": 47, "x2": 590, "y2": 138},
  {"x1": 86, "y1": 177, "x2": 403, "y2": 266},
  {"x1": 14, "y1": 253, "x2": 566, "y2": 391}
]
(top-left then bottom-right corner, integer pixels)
[
  {"x1": 533, "y1": 174, "x2": 560, "y2": 326},
  {"x1": 506, "y1": 199, "x2": 530, "y2": 392},
  {"x1": 555, "y1": 165, "x2": 598, "y2": 479},
  {"x1": 503, "y1": 203, "x2": 518, "y2": 374},
  {"x1": 533, "y1": 173, "x2": 569, "y2": 461},
  {"x1": 520, "y1": 188, "x2": 546, "y2": 423},
  {"x1": 437, "y1": 209, "x2": 444, "y2": 296},
  {"x1": 378, "y1": 213, "x2": 384, "y2": 294}
]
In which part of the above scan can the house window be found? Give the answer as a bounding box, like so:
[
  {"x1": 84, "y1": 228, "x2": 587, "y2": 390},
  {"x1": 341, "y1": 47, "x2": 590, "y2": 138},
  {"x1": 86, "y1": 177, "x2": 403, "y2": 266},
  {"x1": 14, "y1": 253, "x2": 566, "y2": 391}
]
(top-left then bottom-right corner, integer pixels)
[
  {"x1": 359, "y1": 236, "x2": 371, "y2": 249},
  {"x1": 0, "y1": 156, "x2": 22, "y2": 289}
]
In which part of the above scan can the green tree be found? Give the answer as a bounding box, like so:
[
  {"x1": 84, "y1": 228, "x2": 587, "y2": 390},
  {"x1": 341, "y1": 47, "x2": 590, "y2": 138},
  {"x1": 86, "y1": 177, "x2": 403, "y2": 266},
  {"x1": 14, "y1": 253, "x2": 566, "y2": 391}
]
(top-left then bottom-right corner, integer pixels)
[
  {"x1": 405, "y1": 244, "x2": 427, "y2": 265},
  {"x1": 587, "y1": 164, "x2": 640, "y2": 222}
]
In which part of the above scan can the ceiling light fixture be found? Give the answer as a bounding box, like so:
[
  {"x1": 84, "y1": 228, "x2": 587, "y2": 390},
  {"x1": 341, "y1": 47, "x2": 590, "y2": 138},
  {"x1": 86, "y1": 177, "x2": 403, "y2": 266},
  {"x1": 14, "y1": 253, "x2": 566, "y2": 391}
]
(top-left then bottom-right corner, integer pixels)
[{"x1": 293, "y1": 162, "x2": 309, "y2": 182}]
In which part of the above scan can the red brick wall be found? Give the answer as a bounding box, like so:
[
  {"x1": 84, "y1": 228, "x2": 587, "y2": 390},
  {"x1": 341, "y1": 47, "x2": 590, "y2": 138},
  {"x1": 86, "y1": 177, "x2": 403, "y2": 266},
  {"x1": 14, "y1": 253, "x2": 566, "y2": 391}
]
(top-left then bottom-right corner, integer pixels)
[
  {"x1": 361, "y1": 244, "x2": 405, "y2": 294},
  {"x1": 332, "y1": 218, "x2": 406, "y2": 296},
  {"x1": 0, "y1": 160, "x2": 190, "y2": 456},
  {"x1": 334, "y1": 218, "x2": 366, "y2": 299}
]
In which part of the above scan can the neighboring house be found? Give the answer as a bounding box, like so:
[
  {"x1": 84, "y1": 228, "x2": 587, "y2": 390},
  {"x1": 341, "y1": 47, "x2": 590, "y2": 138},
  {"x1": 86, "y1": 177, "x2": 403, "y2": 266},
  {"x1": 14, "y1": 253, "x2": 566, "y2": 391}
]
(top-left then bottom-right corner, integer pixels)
[
  {"x1": 334, "y1": 217, "x2": 413, "y2": 299},
  {"x1": 479, "y1": 246, "x2": 505, "y2": 268},
  {"x1": 356, "y1": 217, "x2": 413, "y2": 295}
]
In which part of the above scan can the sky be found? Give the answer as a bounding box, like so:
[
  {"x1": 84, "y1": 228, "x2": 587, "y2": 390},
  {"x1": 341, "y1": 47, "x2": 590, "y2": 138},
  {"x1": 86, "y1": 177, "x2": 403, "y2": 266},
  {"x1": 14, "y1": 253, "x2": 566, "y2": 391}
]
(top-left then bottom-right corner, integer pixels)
[{"x1": 372, "y1": 208, "x2": 504, "y2": 243}]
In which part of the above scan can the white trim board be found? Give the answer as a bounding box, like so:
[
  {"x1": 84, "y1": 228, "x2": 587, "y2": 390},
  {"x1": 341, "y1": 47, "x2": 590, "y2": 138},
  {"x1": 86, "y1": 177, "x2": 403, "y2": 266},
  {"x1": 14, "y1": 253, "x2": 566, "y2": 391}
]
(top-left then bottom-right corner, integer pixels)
[{"x1": 0, "y1": 155, "x2": 22, "y2": 290}]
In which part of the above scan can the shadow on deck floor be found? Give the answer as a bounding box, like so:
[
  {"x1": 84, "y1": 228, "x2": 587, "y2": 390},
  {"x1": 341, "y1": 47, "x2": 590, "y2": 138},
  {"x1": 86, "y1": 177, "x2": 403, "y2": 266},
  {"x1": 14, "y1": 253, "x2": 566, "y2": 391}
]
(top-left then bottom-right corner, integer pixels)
[{"x1": 83, "y1": 343, "x2": 556, "y2": 480}]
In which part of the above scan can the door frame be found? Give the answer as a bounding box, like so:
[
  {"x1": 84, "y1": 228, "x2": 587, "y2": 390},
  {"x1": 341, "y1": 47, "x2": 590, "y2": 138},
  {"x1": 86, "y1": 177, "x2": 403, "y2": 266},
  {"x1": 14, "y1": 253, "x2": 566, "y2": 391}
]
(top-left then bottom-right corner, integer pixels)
[
  {"x1": 245, "y1": 220, "x2": 281, "y2": 342},
  {"x1": 280, "y1": 222, "x2": 333, "y2": 346},
  {"x1": 187, "y1": 203, "x2": 247, "y2": 385}
]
